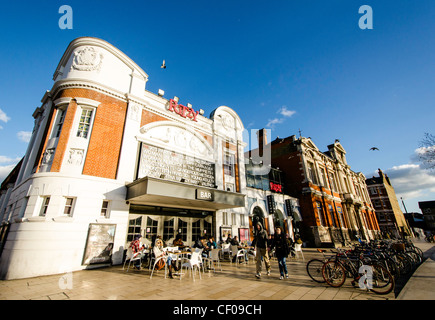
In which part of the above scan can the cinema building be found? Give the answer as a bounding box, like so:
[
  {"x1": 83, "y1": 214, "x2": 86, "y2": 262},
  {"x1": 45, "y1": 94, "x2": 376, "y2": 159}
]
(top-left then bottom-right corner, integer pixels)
[{"x1": 0, "y1": 37, "x2": 248, "y2": 280}]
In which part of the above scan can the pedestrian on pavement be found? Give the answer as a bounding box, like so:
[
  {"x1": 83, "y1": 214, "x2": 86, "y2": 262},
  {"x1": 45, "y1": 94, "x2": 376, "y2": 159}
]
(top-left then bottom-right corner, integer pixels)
[
  {"x1": 270, "y1": 227, "x2": 290, "y2": 279},
  {"x1": 252, "y1": 222, "x2": 271, "y2": 279}
]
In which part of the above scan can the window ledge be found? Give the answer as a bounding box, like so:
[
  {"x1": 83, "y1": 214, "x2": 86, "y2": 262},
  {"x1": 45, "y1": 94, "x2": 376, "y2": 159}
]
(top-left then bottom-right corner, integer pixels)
[
  {"x1": 52, "y1": 216, "x2": 74, "y2": 223},
  {"x1": 27, "y1": 216, "x2": 46, "y2": 222}
]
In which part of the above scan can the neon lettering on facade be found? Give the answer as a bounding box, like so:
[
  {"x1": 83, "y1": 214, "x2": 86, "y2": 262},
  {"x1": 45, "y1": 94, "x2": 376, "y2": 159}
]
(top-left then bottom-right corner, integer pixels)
[
  {"x1": 168, "y1": 99, "x2": 199, "y2": 122},
  {"x1": 270, "y1": 182, "x2": 282, "y2": 193}
]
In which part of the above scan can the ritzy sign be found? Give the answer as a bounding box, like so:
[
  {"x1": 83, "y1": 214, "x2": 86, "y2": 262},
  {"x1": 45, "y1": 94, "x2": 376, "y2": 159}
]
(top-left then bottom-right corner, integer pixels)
[{"x1": 168, "y1": 99, "x2": 199, "y2": 122}]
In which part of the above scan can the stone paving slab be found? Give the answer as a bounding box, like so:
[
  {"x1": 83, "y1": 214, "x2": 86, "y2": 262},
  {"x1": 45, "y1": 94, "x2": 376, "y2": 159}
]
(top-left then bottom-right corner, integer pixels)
[{"x1": 1, "y1": 240, "x2": 433, "y2": 301}]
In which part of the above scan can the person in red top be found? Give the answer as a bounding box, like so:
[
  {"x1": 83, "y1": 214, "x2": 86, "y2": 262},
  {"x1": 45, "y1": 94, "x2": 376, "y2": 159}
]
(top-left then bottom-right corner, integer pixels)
[{"x1": 129, "y1": 234, "x2": 144, "y2": 269}]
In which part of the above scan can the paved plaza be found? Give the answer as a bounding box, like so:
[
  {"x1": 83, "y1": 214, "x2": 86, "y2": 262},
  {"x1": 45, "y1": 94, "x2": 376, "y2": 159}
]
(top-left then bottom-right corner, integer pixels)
[{"x1": 3, "y1": 240, "x2": 433, "y2": 301}]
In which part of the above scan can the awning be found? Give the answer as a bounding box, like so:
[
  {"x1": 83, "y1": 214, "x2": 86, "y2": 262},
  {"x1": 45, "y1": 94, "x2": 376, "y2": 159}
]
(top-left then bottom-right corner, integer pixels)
[{"x1": 126, "y1": 176, "x2": 245, "y2": 211}]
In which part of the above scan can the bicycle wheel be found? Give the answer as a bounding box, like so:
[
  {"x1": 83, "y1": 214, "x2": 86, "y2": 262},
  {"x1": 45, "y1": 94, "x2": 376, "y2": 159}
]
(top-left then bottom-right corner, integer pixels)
[
  {"x1": 369, "y1": 264, "x2": 395, "y2": 295},
  {"x1": 306, "y1": 259, "x2": 326, "y2": 283},
  {"x1": 322, "y1": 261, "x2": 346, "y2": 288}
]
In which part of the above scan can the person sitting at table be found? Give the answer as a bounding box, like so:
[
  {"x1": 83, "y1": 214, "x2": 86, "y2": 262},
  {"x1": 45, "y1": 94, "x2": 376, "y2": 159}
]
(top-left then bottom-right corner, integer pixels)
[
  {"x1": 193, "y1": 236, "x2": 209, "y2": 257},
  {"x1": 173, "y1": 233, "x2": 184, "y2": 248},
  {"x1": 207, "y1": 236, "x2": 217, "y2": 249},
  {"x1": 230, "y1": 236, "x2": 240, "y2": 246},
  {"x1": 153, "y1": 239, "x2": 178, "y2": 278},
  {"x1": 129, "y1": 234, "x2": 145, "y2": 270},
  {"x1": 225, "y1": 234, "x2": 232, "y2": 244}
]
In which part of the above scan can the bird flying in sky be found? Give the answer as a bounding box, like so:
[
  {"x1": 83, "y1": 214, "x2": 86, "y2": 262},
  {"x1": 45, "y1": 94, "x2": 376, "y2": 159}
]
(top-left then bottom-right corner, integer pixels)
[
  {"x1": 161, "y1": 60, "x2": 166, "y2": 69},
  {"x1": 369, "y1": 147, "x2": 379, "y2": 151}
]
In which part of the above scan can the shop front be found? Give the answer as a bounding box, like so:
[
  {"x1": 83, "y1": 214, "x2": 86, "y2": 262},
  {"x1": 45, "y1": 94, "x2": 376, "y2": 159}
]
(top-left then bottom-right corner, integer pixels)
[{"x1": 126, "y1": 176, "x2": 245, "y2": 246}]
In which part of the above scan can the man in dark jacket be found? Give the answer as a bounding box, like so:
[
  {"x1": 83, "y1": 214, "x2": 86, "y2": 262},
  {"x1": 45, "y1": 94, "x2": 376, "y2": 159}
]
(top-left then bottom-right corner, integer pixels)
[{"x1": 252, "y1": 222, "x2": 271, "y2": 278}]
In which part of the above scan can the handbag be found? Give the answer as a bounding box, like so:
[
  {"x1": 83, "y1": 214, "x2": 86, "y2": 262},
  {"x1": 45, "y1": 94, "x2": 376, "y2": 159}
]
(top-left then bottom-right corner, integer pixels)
[{"x1": 155, "y1": 258, "x2": 166, "y2": 270}]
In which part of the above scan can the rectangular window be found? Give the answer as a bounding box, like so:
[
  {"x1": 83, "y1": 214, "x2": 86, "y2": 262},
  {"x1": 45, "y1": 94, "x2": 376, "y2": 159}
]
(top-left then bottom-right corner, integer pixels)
[
  {"x1": 329, "y1": 172, "x2": 337, "y2": 192},
  {"x1": 163, "y1": 218, "x2": 174, "y2": 241},
  {"x1": 55, "y1": 109, "x2": 66, "y2": 138},
  {"x1": 100, "y1": 200, "x2": 109, "y2": 218},
  {"x1": 328, "y1": 204, "x2": 337, "y2": 227},
  {"x1": 63, "y1": 197, "x2": 75, "y2": 216},
  {"x1": 316, "y1": 201, "x2": 326, "y2": 227},
  {"x1": 222, "y1": 212, "x2": 228, "y2": 225},
  {"x1": 192, "y1": 220, "x2": 201, "y2": 242},
  {"x1": 223, "y1": 154, "x2": 235, "y2": 176},
  {"x1": 127, "y1": 217, "x2": 142, "y2": 242},
  {"x1": 240, "y1": 214, "x2": 246, "y2": 226},
  {"x1": 77, "y1": 109, "x2": 93, "y2": 138},
  {"x1": 178, "y1": 218, "x2": 188, "y2": 242},
  {"x1": 40, "y1": 197, "x2": 50, "y2": 216},
  {"x1": 231, "y1": 212, "x2": 237, "y2": 225},
  {"x1": 204, "y1": 220, "x2": 212, "y2": 237},
  {"x1": 145, "y1": 217, "x2": 158, "y2": 241},
  {"x1": 308, "y1": 162, "x2": 318, "y2": 184},
  {"x1": 319, "y1": 168, "x2": 328, "y2": 188}
]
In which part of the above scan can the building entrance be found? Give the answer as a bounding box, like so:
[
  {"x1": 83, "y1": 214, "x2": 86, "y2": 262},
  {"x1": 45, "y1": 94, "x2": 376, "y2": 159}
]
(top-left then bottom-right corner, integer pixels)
[{"x1": 127, "y1": 204, "x2": 214, "y2": 247}]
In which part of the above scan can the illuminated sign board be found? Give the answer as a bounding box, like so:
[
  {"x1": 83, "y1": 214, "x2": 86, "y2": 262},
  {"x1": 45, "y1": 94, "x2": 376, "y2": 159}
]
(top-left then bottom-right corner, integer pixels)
[{"x1": 196, "y1": 189, "x2": 214, "y2": 201}]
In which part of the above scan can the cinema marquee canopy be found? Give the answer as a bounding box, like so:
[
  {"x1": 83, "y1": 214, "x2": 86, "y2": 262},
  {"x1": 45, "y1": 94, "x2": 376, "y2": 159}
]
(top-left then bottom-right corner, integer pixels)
[{"x1": 126, "y1": 176, "x2": 246, "y2": 211}]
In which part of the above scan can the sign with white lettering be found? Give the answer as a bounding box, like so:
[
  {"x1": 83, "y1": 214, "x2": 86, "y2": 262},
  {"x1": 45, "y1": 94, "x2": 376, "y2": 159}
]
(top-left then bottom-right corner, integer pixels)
[
  {"x1": 138, "y1": 144, "x2": 215, "y2": 188},
  {"x1": 196, "y1": 189, "x2": 214, "y2": 201}
]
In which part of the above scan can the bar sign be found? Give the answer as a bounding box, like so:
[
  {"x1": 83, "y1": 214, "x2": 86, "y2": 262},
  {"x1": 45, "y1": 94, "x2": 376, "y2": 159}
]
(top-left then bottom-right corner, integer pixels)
[{"x1": 196, "y1": 189, "x2": 214, "y2": 201}]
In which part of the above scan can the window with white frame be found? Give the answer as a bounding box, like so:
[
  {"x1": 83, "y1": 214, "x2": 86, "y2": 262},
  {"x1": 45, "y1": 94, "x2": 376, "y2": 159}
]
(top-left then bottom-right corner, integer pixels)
[
  {"x1": 222, "y1": 212, "x2": 229, "y2": 225},
  {"x1": 100, "y1": 200, "x2": 110, "y2": 218},
  {"x1": 223, "y1": 153, "x2": 235, "y2": 176},
  {"x1": 63, "y1": 197, "x2": 75, "y2": 216},
  {"x1": 39, "y1": 197, "x2": 50, "y2": 216},
  {"x1": 231, "y1": 212, "x2": 237, "y2": 225},
  {"x1": 54, "y1": 108, "x2": 66, "y2": 138},
  {"x1": 307, "y1": 162, "x2": 318, "y2": 184},
  {"x1": 77, "y1": 109, "x2": 93, "y2": 138},
  {"x1": 240, "y1": 214, "x2": 246, "y2": 226}
]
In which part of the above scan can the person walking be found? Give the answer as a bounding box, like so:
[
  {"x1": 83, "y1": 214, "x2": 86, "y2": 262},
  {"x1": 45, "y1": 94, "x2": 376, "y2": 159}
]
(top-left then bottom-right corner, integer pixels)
[
  {"x1": 270, "y1": 226, "x2": 290, "y2": 279},
  {"x1": 252, "y1": 222, "x2": 271, "y2": 279}
]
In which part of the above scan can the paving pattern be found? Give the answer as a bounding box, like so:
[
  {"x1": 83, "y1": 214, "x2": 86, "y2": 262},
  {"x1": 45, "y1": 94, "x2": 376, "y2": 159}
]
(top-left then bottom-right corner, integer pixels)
[{"x1": 0, "y1": 247, "x2": 399, "y2": 300}]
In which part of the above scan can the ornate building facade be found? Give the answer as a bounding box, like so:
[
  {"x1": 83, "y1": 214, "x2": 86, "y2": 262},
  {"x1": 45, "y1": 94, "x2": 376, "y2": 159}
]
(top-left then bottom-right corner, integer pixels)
[
  {"x1": 0, "y1": 37, "x2": 248, "y2": 279},
  {"x1": 270, "y1": 134, "x2": 381, "y2": 247}
]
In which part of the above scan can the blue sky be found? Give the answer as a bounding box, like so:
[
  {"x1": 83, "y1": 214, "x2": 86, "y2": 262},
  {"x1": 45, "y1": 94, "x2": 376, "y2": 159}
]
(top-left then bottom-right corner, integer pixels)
[{"x1": 1, "y1": 0, "x2": 435, "y2": 212}]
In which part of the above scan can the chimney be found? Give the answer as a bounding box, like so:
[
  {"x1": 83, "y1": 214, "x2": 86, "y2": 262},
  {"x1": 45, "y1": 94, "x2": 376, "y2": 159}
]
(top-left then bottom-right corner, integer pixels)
[{"x1": 257, "y1": 129, "x2": 268, "y2": 156}]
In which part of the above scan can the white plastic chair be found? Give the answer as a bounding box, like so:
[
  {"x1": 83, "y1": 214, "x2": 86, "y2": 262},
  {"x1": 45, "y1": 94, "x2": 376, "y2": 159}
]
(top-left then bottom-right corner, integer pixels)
[
  {"x1": 180, "y1": 251, "x2": 202, "y2": 281},
  {"x1": 221, "y1": 243, "x2": 231, "y2": 261},
  {"x1": 230, "y1": 245, "x2": 247, "y2": 266},
  {"x1": 123, "y1": 247, "x2": 142, "y2": 272},
  {"x1": 206, "y1": 248, "x2": 222, "y2": 272},
  {"x1": 247, "y1": 249, "x2": 256, "y2": 264},
  {"x1": 150, "y1": 255, "x2": 168, "y2": 279},
  {"x1": 294, "y1": 243, "x2": 305, "y2": 260}
]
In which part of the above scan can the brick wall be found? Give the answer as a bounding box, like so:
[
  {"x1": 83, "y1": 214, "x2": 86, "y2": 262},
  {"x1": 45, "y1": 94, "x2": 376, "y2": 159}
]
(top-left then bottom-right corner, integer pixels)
[{"x1": 53, "y1": 88, "x2": 128, "y2": 179}]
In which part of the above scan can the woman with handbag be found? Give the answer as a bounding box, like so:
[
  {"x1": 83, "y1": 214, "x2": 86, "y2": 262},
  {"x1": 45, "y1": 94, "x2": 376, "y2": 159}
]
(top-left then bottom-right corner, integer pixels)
[{"x1": 270, "y1": 226, "x2": 290, "y2": 280}]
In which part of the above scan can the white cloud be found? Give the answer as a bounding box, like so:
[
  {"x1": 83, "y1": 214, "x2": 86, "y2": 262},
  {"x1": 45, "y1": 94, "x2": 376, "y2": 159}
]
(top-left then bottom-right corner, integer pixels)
[
  {"x1": 369, "y1": 149, "x2": 435, "y2": 209},
  {"x1": 266, "y1": 118, "x2": 285, "y2": 128},
  {"x1": 278, "y1": 106, "x2": 296, "y2": 118},
  {"x1": 0, "y1": 156, "x2": 21, "y2": 164},
  {"x1": 17, "y1": 131, "x2": 32, "y2": 143},
  {"x1": 0, "y1": 164, "x2": 16, "y2": 183},
  {"x1": 265, "y1": 106, "x2": 297, "y2": 129},
  {"x1": 0, "y1": 108, "x2": 10, "y2": 123}
]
